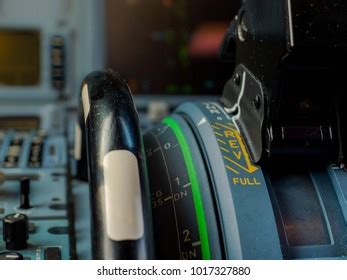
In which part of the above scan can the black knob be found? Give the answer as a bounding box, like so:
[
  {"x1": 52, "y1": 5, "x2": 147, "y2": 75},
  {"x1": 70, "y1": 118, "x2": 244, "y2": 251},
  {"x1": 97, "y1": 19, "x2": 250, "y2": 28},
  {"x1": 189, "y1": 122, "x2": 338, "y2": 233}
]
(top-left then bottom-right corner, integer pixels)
[
  {"x1": 3, "y1": 213, "x2": 29, "y2": 250},
  {"x1": 20, "y1": 177, "x2": 31, "y2": 209}
]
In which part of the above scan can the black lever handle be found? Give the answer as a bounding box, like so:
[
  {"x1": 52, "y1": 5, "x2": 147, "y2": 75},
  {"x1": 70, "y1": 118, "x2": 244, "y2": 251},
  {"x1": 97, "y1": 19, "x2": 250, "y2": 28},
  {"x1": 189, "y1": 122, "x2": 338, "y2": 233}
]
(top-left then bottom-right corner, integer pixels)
[{"x1": 81, "y1": 70, "x2": 153, "y2": 259}]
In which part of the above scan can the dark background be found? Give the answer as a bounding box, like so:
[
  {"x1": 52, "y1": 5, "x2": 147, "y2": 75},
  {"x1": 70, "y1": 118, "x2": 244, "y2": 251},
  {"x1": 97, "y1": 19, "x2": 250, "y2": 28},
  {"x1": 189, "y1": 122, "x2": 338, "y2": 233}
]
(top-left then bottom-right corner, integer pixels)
[{"x1": 106, "y1": 0, "x2": 241, "y2": 95}]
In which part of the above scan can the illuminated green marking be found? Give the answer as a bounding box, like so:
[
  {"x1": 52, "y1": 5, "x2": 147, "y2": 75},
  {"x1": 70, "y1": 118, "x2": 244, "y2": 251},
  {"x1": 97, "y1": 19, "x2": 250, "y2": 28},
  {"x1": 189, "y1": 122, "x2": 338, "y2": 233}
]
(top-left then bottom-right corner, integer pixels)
[{"x1": 163, "y1": 117, "x2": 211, "y2": 260}]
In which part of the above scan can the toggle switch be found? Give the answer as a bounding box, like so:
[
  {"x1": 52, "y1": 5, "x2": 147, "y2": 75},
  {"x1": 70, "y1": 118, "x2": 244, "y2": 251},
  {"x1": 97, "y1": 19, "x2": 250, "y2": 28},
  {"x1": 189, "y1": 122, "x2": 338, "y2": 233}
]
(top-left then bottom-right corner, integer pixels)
[
  {"x1": 20, "y1": 177, "x2": 31, "y2": 209},
  {"x1": 0, "y1": 172, "x2": 39, "y2": 186}
]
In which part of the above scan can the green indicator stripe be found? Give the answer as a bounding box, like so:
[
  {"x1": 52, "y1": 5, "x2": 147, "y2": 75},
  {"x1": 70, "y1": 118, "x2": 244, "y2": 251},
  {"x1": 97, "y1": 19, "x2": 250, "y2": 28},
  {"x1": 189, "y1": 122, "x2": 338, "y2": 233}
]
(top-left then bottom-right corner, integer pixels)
[{"x1": 163, "y1": 117, "x2": 211, "y2": 260}]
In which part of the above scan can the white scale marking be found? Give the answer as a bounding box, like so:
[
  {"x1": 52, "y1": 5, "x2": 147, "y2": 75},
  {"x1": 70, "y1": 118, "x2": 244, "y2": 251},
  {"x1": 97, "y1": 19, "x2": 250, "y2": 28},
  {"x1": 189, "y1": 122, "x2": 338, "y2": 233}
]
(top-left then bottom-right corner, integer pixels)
[
  {"x1": 150, "y1": 131, "x2": 183, "y2": 259},
  {"x1": 156, "y1": 125, "x2": 169, "y2": 137},
  {"x1": 198, "y1": 117, "x2": 207, "y2": 126},
  {"x1": 172, "y1": 143, "x2": 179, "y2": 149}
]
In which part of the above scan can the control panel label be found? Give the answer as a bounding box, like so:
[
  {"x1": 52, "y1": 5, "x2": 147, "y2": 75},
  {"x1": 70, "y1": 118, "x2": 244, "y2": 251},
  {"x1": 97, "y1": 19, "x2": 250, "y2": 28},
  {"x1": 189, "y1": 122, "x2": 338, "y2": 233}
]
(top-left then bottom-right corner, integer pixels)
[{"x1": 201, "y1": 102, "x2": 262, "y2": 188}]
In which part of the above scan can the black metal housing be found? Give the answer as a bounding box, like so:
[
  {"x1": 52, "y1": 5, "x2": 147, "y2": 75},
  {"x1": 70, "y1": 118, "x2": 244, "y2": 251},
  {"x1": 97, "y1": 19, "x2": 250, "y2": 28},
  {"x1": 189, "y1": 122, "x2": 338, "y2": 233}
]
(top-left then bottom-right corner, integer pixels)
[{"x1": 221, "y1": 0, "x2": 347, "y2": 165}]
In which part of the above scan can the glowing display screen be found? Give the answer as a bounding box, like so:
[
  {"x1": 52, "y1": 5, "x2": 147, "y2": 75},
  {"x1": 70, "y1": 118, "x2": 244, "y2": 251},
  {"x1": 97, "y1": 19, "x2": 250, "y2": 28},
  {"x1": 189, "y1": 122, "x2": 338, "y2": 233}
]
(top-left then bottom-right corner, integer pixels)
[
  {"x1": 0, "y1": 29, "x2": 40, "y2": 86},
  {"x1": 106, "y1": 0, "x2": 240, "y2": 95}
]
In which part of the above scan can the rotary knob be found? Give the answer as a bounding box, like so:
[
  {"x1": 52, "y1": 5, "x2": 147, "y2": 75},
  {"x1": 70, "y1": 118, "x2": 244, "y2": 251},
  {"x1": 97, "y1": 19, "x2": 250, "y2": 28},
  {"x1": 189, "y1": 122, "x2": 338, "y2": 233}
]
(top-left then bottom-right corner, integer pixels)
[{"x1": 3, "y1": 213, "x2": 29, "y2": 250}]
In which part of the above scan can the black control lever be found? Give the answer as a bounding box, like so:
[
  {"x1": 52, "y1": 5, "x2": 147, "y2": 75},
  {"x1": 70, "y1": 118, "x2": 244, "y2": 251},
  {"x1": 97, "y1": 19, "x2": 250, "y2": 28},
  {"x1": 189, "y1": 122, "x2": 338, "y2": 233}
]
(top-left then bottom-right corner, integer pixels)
[{"x1": 81, "y1": 70, "x2": 153, "y2": 259}]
